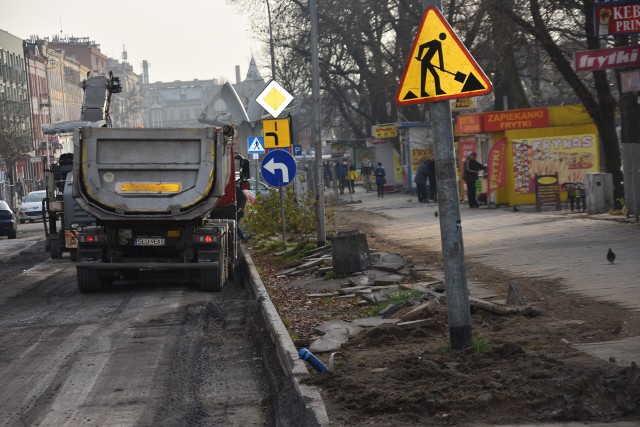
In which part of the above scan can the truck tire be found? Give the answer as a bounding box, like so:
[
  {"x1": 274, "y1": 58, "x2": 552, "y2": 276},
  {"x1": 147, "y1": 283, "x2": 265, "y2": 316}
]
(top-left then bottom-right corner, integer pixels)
[
  {"x1": 8, "y1": 229, "x2": 17, "y2": 239},
  {"x1": 77, "y1": 268, "x2": 105, "y2": 293},
  {"x1": 199, "y1": 260, "x2": 224, "y2": 292}
]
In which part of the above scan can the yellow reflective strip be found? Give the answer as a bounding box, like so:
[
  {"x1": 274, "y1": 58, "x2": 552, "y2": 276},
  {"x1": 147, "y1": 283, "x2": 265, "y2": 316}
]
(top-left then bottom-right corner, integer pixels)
[
  {"x1": 167, "y1": 230, "x2": 180, "y2": 237},
  {"x1": 120, "y1": 183, "x2": 181, "y2": 192}
]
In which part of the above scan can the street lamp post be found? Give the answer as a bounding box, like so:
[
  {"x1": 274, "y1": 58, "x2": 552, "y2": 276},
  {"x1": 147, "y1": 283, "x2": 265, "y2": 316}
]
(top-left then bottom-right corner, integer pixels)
[{"x1": 265, "y1": 0, "x2": 276, "y2": 81}]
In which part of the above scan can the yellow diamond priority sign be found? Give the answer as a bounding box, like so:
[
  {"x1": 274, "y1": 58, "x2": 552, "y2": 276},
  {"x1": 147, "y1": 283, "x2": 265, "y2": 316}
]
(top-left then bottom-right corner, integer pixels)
[
  {"x1": 396, "y1": 6, "x2": 492, "y2": 105},
  {"x1": 256, "y1": 80, "x2": 294, "y2": 118}
]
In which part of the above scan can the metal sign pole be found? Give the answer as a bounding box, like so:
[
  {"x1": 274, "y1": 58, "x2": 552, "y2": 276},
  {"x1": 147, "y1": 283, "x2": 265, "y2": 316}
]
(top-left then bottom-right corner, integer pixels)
[
  {"x1": 279, "y1": 184, "x2": 286, "y2": 240},
  {"x1": 423, "y1": 0, "x2": 473, "y2": 350}
]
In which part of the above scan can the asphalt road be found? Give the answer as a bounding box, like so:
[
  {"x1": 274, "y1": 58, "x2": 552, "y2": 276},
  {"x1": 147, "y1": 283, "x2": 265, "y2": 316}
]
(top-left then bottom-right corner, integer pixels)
[{"x1": 0, "y1": 238, "x2": 275, "y2": 426}]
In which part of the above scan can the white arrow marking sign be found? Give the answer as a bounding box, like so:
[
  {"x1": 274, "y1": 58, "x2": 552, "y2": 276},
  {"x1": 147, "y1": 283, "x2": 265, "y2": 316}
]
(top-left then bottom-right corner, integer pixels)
[{"x1": 264, "y1": 158, "x2": 289, "y2": 183}]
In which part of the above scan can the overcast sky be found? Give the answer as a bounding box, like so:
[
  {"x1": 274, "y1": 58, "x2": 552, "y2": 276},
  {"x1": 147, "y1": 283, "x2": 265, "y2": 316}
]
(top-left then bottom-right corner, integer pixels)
[{"x1": 1, "y1": 0, "x2": 265, "y2": 83}]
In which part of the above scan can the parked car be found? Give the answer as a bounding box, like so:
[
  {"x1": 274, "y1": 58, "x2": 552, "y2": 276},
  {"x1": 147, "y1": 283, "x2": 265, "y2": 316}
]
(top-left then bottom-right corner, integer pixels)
[
  {"x1": 17, "y1": 190, "x2": 47, "y2": 223},
  {"x1": 0, "y1": 200, "x2": 18, "y2": 239},
  {"x1": 240, "y1": 178, "x2": 271, "y2": 205}
]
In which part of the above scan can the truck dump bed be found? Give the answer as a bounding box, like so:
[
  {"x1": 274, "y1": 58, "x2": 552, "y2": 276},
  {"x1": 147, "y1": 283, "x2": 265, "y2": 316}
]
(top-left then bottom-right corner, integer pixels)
[{"x1": 72, "y1": 126, "x2": 233, "y2": 221}]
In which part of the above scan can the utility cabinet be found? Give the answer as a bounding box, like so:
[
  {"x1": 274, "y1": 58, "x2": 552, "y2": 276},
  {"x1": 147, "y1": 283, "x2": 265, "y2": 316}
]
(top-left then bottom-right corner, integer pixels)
[{"x1": 585, "y1": 173, "x2": 614, "y2": 214}]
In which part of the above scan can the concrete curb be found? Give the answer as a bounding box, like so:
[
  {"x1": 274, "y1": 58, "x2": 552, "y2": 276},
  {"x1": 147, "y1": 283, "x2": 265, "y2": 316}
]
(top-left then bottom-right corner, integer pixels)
[{"x1": 240, "y1": 247, "x2": 330, "y2": 426}]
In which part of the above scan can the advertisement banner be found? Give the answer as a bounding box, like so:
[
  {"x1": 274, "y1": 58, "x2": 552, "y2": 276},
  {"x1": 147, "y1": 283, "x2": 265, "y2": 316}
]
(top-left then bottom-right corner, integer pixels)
[
  {"x1": 512, "y1": 134, "x2": 599, "y2": 193},
  {"x1": 456, "y1": 114, "x2": 483, "y2": 134},
  {"x1": 483, "y1": 108, "x2": 548, "y2": 132},
  {"x1": 459, "y1": 139, "x2": 477, "y2": 173},
  {"x1": 372, "y1": 125, "x2": 398, "y2": 139},
  {"x1": 595, "y1": 1, "x2": 640, "y2": 37},
  {"x1": 574, "y1": 45, "x2": 640, "y2": 71},
  {"x1": 487, "y1": 137, "x2": 507, "y2": 196}
]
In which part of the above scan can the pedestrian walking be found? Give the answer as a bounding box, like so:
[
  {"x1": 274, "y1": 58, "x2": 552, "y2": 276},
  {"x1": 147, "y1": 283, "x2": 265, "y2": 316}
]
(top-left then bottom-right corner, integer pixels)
[
  {"x1": 361, "y1": 156, "x2": 373, "y2": 192},
  {"x1": 323, "y1": 162, "x2": 331, "y2": 188},
  {"x1": 413, "y1": 161, "x2": 428, "y2": 202},
  {"x1": 424, "y1": 156, "x2": 437, "y2": 202},
  {"x1": 463, "y1": 152, "x2": 486, "y2": 208},
  {"x1": 236, "y1": 181, "x2": 249, "y2": 241},
  {"x1": 15, "y1": 179, "x2": 24, "y2": 201},
  {"x1": 374, "y1": 162, "x2": 386, "y2": 198},
  {"x1": 348, "y1": 164, "x2": 357, "y2": 193},
  {"x1": 336, "y1": 161, "x2": 347, "y2": 194}
]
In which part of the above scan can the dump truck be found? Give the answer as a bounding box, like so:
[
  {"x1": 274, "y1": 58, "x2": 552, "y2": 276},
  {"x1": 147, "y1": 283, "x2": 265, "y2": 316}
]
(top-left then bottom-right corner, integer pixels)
[{"x1": 71, "y1": 124, "x2": 247, "y2": 293}]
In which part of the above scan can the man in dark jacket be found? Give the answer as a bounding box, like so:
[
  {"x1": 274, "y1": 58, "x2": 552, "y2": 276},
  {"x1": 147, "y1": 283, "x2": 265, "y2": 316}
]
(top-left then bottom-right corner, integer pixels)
[
  {"x1": 236, "y1": 181, "x2": 249, "y2": 241},
  {"x1": 463, "y1": 152, "x2": 486, "y2": 208},
  {"x1": 424, "y1": 157, "x2": 437, "y2": 202},
  {"x1": 413, "y1": 161, "x2": 429, "y2": 202}
]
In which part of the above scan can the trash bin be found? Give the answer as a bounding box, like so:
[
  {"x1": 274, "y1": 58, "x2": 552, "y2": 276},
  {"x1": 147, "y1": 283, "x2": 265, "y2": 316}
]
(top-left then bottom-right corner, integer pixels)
[
  {"x1": 584, "y1": 173, "x2": 614, "y2": 214},
  {"x1": 331, "y1": 230, "x2": 371, "y2": 274}
]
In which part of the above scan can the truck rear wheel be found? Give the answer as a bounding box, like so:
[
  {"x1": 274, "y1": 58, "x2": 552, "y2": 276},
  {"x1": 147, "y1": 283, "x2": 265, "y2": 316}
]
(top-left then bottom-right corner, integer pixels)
[
  {"x1": 199, "y1": 260, "x2": 224, "y2": 292},
  {"x1": 77, "y1": 268, "x2": 106, "y2": 293}
]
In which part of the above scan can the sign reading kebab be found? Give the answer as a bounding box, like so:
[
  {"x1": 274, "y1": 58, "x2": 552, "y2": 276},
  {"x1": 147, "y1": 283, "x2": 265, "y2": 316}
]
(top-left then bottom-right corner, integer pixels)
[{"x1": 595, "y1": 0, "x2": 640, "y2": 37}]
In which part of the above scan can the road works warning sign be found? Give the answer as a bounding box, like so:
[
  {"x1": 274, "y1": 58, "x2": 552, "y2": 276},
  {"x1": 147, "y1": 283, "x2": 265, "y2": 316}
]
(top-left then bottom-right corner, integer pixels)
[{"x1": 396, "y1": 6, "x2": 492, "y2": 105}]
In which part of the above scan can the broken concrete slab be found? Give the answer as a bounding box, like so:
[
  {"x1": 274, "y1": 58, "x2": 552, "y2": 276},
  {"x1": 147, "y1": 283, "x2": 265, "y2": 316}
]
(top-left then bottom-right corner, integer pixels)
[
  {"x1": 374, "y1": 262, "x2": 407, "y2": 273},
  {"x1": 399, "y1": 300, "x2": 441, "y2": 321},
  {"x1": 307, "y1": 292, "x2": 341, "y2": 298},
  {"x1": 309, "y1": 337, "x2": 343, "y2": 353},
  {"x1": 372, "y1": 273, "x2": 405, "y2": 285},
  {"x1": 352, "y1": 317, "x2": 401, "y2": 328},
  {"x1": 304, "y1": 244, "x2": 333, "y2": 258},
  {"x1": 338, "y1": 286, "x2": 370, "y2": 295},
  {"x1": 369, "y1": 251, "x2": 405, "y2": 266},
  {"x1": 297, "y1": 258, "x2": 325, "y2": 270},
  {"x1": 359, "y1": 292, "x2": 381, "y2": 303},
  {"x1": 289, "y1": 266, "x2": 320, "y2": 276},
  {"x1": 397, "y1": 318, "x2": 435, "y2": 330},
  {"x1": 348, "y1": 275, "x2": 374, "y2": 287},
  {"x1": 379, "y1": 301, "x2": 412, "y2": 318},
  {"x1": 313, "y1": 319, "x2": 363, "y2": 337}
]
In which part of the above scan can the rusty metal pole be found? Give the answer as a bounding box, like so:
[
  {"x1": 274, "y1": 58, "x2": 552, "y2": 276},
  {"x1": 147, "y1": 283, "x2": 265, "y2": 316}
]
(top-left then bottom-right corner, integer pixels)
[{"x1": 422, "y1": 0, "x2": 473, "y2": 350}]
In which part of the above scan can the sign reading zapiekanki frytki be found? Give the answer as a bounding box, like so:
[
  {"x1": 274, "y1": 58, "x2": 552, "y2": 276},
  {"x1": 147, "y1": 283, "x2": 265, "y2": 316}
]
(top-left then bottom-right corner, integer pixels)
[{"x1": 594, "y1": 0, "x2": 640, "y2": 37}]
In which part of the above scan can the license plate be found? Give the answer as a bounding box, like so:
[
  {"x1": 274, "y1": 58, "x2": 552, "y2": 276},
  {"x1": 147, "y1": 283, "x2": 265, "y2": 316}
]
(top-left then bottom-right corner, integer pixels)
[{"x1": 134, "y1": 237, "x2": 165, "y2": 246}]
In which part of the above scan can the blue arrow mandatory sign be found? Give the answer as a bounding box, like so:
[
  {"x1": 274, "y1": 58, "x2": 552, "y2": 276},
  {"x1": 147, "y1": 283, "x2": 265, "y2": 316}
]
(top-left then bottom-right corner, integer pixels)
[
  {"x1": 248, "y1": 137, "x2": 265, "y2": 154},
  {"x1": 261, "y1": 149, "x2": 297, "y2": 187}
]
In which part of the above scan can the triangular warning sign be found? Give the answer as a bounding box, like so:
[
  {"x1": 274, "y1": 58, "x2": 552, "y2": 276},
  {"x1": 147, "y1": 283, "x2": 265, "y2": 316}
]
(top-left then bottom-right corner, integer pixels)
[{"x1": 396, "y1": 6, "x2": 492, "y2": 105}]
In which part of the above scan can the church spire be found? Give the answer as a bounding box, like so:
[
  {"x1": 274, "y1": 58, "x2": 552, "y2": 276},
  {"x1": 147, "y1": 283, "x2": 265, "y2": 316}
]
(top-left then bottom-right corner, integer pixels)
[{"x1": 245, "y1": 56, "x2": 262, "y2": 81}]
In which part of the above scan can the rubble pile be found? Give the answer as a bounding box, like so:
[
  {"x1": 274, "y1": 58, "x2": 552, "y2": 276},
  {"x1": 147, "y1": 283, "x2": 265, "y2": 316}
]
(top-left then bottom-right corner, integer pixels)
[{"x1": 275, "y1": 231, "x2": 536, "y2": 354}]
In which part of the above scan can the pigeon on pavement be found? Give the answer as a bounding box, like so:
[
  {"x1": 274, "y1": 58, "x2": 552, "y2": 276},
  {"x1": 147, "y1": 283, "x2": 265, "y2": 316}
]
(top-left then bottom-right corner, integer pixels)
[{"x1": 607, "y1": 248, "x2": 616, "y2": 264}]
